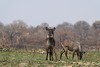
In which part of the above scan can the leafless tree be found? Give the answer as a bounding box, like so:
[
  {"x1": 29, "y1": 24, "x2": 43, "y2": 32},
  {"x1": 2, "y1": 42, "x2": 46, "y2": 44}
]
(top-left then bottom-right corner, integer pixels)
[
  {"x1": 92, "y1": 21, "x2": 100, "y2": 50},
  {"x1": 74, "y1": 21, "x2": 90, "y2": 47}
]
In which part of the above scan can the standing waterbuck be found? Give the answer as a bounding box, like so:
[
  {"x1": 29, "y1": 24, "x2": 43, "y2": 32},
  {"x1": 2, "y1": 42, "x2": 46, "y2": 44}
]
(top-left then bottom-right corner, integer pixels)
[
  {"x1": 60, "y1": 40, "x2": 83, "y2": 60},
  {"x1": 45, "y1": 27, "x2": 57, "y2": 61}
]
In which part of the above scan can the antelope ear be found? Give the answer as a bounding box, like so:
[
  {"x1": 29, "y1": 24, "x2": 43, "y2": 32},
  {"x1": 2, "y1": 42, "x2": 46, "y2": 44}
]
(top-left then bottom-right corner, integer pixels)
[
  {"x1": 53, "y1": 27, "x2": 56, "y2": 31},
  {"x1": 45, "y1": 27, "x2": 49, "y2": 30}
]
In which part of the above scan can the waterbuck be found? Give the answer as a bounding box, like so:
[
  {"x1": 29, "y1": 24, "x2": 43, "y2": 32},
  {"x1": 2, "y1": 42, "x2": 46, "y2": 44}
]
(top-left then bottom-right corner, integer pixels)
[
  {"x1": 45, "y1": 27, "x2": 57, "y2": 61},
  {"x1": 60, "y1": 40, "x2": 83, "y2": 60}
]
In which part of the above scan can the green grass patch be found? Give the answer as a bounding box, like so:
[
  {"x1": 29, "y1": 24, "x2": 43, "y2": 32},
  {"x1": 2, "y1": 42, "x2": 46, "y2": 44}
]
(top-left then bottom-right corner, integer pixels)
[{"x1": 0, "y1": 50, "x2": 100, "y2": 67}]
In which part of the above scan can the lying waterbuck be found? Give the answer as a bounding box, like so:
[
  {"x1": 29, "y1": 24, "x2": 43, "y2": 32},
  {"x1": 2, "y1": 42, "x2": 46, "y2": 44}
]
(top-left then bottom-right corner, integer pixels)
[
  {"x1": 60, "y1": 40, "x2": 83, "y2": 60},
  {"x1": 45, "y1": 27, "x2": 57, "y2": 61}
]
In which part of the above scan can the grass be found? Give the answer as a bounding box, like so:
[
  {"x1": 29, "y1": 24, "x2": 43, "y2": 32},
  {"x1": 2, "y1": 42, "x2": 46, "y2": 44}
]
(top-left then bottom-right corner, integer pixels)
[{"x1": 0, "y1": 49, "x2": 100, "y2": 67}]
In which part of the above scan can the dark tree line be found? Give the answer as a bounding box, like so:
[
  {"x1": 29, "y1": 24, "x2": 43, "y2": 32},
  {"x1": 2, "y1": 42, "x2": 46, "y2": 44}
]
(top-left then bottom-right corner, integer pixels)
[{"x1": 0, "y1": 20, "x2": 100, "y2": 51}]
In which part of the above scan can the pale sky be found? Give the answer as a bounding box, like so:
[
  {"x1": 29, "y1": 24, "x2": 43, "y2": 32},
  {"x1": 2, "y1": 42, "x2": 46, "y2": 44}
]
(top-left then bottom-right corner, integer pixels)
[{"x1": 0, "y1": 0, "x2": 100, "y2": 26}]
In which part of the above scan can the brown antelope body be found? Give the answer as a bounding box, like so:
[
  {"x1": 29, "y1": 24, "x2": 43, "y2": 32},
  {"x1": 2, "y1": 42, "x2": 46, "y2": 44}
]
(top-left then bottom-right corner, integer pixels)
[{"x1": 60, "y1": 40, "x2": 83, "y2": 60}]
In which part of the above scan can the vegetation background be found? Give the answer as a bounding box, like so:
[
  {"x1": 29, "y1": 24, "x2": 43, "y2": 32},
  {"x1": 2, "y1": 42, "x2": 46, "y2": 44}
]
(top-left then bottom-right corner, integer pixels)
[
  {"x1": 0, "y1": 21, "x2": 100, "y2": 67},
  {"x1": 0, "y1": 20, "x2": 100, "y2": 51}
]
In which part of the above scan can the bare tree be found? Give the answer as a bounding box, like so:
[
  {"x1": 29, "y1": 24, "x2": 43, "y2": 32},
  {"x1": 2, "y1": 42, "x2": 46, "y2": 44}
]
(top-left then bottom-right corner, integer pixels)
[
  {"x1": 92, "y1": 21, "x2": 100, "y2": 50},
  {"x1": 55, "y1": 22, "x2": 74, "y2": 48},
  {"x1": 4, "y1": 20, "x2": 28, "y2": 48},
  {"x1": 74, "y1": 21, "x2": 90, "y2": 47}
]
